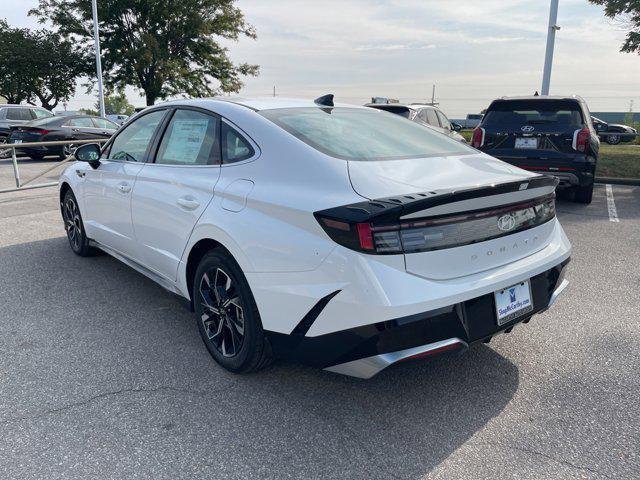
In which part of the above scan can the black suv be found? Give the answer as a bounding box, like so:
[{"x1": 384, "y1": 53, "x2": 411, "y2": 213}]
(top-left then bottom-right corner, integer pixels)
[{"x1": 472, "y1": 96, "x2": 599, "y2": 204}]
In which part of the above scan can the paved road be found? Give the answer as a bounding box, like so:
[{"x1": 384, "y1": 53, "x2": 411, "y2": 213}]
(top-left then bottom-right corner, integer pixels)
[{"x1": 0, "y1": 184, "x2": 638, "y2": 479}]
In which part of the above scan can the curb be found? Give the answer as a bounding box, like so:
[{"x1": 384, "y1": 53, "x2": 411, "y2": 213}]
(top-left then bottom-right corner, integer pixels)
[{"x1": 595, "y1": 177, "x2": 640, "y2": 186}]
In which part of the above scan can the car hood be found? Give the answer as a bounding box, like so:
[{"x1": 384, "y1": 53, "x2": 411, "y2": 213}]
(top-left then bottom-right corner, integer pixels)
[{"x1": 347, "y1": 152, "x2": 536, "y2": 199}]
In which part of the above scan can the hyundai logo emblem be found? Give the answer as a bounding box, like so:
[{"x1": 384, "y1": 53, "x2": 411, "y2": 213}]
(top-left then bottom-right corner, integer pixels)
[
  {"x1": 497, "y1": 214, "x2": 516, "y2": 232},
  {"x1": 521, "y1": 125, "x2": 535, "y2": 132}
]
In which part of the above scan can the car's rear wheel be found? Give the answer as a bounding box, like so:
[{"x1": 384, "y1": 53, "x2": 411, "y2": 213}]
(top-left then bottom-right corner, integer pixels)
[
  {"x1": 574, "y1": 183, "x2": 594, "y2": 204},
  {"x1": 193, "y1": 250, "x2": 273, "y2": 373},
  {"x1": 606, "y1": 134, "x2": 621, "y2": 145},
  {"x1": 62, "y1": 189, "x2": 94, "y2": 256}
]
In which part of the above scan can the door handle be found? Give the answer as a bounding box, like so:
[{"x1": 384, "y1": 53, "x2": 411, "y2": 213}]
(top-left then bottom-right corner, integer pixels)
[
  {"x1": 117, "y1": 183, "x2": 131, "y2": 193},
  {"x1": 176, "y1": 197, "x2": 200, "y2": 210}
]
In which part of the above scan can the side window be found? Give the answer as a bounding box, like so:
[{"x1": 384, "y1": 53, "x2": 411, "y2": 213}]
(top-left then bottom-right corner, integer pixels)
[
  {"x1": 68, "y1": 117, "x2": 95, "y2": 127},
  {"x1": 155, "y1": 109, "x2": 220, "y2": 166},
  {"x1": 425, "y1": 109, "x2": 440, "y2": 127},
  {"x1": 222, "y1": 122, "x2": 255, "y2": 164},
  {"x1": 6, "y1": 108, "x2": 33, "y2": 121},
  {"x1": 417, "y1": 110, "x2": 429, "y2": 123},
  {"x1": 436, "y1": 111, "x2": 451, "y2": 130},
  {"x1": 108, "y1": 110, "x2": 166, "y2": 162},
  {"x1": 93, "y1": 118, "x2": 117, "y2": 129},
  {"x1": 33, "y1": 109, "x2": 53, "y2": 119}
]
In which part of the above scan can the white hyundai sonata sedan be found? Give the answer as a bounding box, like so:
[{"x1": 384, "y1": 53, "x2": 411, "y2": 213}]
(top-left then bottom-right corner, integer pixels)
[{"x1": 59, "y1": 95, "x2": 571, "y2": 378}]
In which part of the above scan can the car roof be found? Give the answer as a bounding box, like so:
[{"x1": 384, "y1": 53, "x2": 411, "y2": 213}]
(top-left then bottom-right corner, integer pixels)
[
  {"x1": 494, "y1": 95, "x2": 584, "y2": 102},
  {"x1": 160, "y1": 96, "x2": 369, "y2": 112},
  {"x1": 0, "y1": 104, "x2": 48, "y2": 109}
]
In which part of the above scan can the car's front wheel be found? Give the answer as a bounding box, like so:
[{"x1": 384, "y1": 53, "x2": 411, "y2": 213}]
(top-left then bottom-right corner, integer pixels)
[
  {"x1": 193, "y1": 250, "x2": 273, "y2": 373},
  {"x1": 62, "y1": 189, "x2": 94, "y2": 256}
]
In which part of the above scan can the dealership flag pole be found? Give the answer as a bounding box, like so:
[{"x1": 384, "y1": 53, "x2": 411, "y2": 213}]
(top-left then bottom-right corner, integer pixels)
[
  {"x1": 92, "y1": 0, "x2": 106, "y2": 117},
  {"x1": 541, "y1": 0, "x2": 560, "y2": 96}
]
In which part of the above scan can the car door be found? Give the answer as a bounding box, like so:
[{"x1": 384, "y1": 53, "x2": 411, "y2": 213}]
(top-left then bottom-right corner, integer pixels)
[
  {"x1": 92, "y1": 117, "x2": 119, "y2": 138},
  {"x1": 66, "y1": 117, "x2": 102, "y2": 142},
  {"x1": 131, "y1": 107, "x2": 222, "y2": 281},
  {"x1": 82, "y1": 109, "x2": 167, "y2": 259}
]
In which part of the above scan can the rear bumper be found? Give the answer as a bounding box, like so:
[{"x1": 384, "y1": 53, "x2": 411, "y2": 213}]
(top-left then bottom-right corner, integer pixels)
[
  {"x1": 266, "y1": 259, "x2": 570, "y2": 377},
  {"x1": 487, "y1": 153, "x2": 595, "y2": 188}
]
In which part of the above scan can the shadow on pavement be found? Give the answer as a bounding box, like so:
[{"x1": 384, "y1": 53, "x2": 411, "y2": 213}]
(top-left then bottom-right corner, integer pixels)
[{"x1": 0, "y1": 237, "x2": 520, "y2": 479}]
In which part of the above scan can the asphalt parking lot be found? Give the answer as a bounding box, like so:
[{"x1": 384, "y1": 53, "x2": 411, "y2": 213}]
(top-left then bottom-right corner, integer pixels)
[{"x1": 0, "y1": 170, "x2": 639, "y2": 478}]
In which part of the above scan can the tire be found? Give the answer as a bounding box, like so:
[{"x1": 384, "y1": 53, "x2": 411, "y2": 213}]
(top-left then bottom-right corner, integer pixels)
[
  {"x1": 62, "y1": 189, "x2": 95, "y2": 256},
  {"x1": 606, "y1": 134, "x2": 621, "y2": 145},
  {"x1": 193, "y1": 250, "x2": 273, "y2": 373},
  {"x1": 574, "y1": 183, "x2": 594, "y2": 204},
  {"x1": 60, "y1": 143, "x2": 77, "y2": 160}
]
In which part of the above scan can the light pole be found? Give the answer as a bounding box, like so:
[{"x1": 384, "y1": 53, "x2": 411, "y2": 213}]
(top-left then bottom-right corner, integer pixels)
[
  {"x1": 541, "y1": 0, "x2": 560, "y2": 96},
  {"x1": 92, "y1": 0, "x2": 106, "y2": 117}
]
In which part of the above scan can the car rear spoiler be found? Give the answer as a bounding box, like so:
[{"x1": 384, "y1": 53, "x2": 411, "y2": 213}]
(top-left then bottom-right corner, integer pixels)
[{"x1": 315, "y1": 175, "x2": 559, "y2": 224}]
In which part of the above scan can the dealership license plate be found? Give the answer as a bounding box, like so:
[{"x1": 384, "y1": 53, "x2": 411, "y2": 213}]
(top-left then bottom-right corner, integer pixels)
[
  {"x1": 515, "y1": 137, "x2": 537, "y2": 149},
  {"x1": 494, "y1": 280, "x2": 534, "y2": 325}
]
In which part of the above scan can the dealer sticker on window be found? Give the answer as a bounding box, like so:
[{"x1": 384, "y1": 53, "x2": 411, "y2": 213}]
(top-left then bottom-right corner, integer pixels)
[{"x1": 494, "y1": 280, "x2": 534, "y2": 325}]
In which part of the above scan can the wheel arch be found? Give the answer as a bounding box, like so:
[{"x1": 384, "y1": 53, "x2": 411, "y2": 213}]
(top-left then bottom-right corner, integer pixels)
[
  {"x1": 59, "y1": 181, "x2": 72, "y2": 207},
  {"x1": 182, "y1": 228, "x2": 254, "y2": 308}
]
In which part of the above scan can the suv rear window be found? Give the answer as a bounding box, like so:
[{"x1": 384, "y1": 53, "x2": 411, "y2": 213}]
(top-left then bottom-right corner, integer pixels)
[
  {"x1": 5, "y1": 108, "x2": 33, "y2": 121},
  {"x1": 483, "y1": 100, "x2": 583, "y2": 128},
  {"x1": 260, "y1": 107, "x2": 472, "y2": 161}
]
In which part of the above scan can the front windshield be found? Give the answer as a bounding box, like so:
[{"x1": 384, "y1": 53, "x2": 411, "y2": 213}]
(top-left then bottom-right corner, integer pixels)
[{"x1": 260, "y1": 107, "x2": 473, "y2": 161}]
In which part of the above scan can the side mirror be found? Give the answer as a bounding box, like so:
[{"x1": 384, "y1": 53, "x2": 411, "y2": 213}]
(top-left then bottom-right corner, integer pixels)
[
  {"x1": 74, "y1": 143, "x2": 101, "y2": 168},
  {"x1": 451, "y1": 122, "x2": 462, "y2": 132}
]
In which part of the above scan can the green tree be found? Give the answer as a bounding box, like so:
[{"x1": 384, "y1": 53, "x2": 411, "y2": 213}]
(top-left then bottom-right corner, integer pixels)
[
  {"x1": 0, "y1": 20, "x2": 36, "y2": 104},
  {"x1": 31, "y1": 0, "x2": 259, "y2": 106},
  {"x1": 98, "y1": 91, "x2": 136, "y2": 116},
  {"x1": 589, "y1": 1, "x2": 640, "y2": 54},
  {"x1": 0, "y1": 20, "x2": 91, "y2": 109}
]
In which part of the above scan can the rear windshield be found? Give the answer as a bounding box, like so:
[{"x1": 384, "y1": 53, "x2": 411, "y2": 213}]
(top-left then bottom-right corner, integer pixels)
[
  {"x1": 368, "y1": 105, "x2": 412, "y2": 119},
  {"x1": 483, "y1": 100, "x2": 583, "y2": 128},
  {"x1": 29, "y1": 116, "x2": 63, "y2": 127},
  {"x1": 260, "y1": 107, "x2": 472, "y2": 161}
]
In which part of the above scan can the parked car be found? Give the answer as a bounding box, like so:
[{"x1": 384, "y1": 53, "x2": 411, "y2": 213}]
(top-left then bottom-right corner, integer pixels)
[
  {"x1": 471, "y1": 95, "x2": 598, "y2": 204},
  {"x1": 0, "y1": 104, "x2": 54, "y2": 156},
  {"x1": 464, "y1": 114, "x2": 484, "y2": 129},
  {"x1": 591, "y1": 116, "x2": 637, "y2": 145},
  {"x1": 107, "y1": 114, "x2": 130, "y2": 125},
  {"x1": 60, "y1": 96, "x2": 571, "y2": 378},
  {"x1": 365, "y1": 103, "x2": 467, "y2": 143},
  {"x1": 8, "y1": 115, "x2": 118, "y2": 160}
]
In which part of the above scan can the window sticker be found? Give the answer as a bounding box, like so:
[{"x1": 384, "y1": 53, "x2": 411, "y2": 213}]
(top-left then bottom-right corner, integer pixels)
[{"x1": 162, "y1": 119, "x2": 210, "y2": 163}]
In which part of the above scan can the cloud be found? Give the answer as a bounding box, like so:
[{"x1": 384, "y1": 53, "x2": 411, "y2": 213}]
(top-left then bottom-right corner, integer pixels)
[{"x1": 355, "y1": 42, "x2": 436, "y2": 52}]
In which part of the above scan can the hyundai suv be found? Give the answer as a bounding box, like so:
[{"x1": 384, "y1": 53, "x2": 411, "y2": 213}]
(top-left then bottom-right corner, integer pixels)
[{"x1": 471, "y1": 96, "x2": 598, "y2": 204}]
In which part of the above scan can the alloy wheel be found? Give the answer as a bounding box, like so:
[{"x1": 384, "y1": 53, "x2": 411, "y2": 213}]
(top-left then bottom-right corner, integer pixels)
[
  {"x1": 63, "y1": 144, "x2": 77, "y2": 158},
  {"x1": 199, "y1": 267, "x2": 245, "y2": 357},
  {"x1": 63, "y1": 196, "x2": 82, "y2": 250}
]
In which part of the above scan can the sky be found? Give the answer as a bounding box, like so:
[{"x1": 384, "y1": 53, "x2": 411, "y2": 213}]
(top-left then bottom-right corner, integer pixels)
[{"x1": 2, "y1": 0, "x2": 639, "y2": 118}]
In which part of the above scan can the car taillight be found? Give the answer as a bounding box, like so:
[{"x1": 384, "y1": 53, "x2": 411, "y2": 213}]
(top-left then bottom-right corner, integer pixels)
[
  {"x1": 471, "y1": 127, "x2": 485, "y2": 148},
  {"x1": 573, "y1": 128, "x2": 590, "y2": 152},
  {"x1": 315, "y1": 194, "x2": 556, "y2": 255}
]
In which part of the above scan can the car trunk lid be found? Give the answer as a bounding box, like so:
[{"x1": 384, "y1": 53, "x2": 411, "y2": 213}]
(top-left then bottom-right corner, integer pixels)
[{"x1": 343, "y1": 156, "x2": 558, "y2": 279}]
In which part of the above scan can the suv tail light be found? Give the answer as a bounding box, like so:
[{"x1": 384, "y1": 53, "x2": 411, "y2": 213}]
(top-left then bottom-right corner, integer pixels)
[
  {"x1": 471, "y1": 127, "x2": 485, "y2": 148},
  {"x1": 573, "y1": 128, "x2": 590, "y2": 152},
  {"x1": 315, "y1": 193, "x2": 556, "y2": 255}
]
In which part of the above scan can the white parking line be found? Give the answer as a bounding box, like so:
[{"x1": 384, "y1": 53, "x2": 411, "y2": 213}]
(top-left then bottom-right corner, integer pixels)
[{"x1": 605, "y1": 184, "x2": 619, "y2": 223}]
